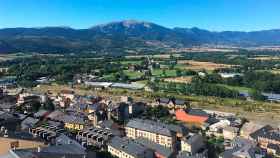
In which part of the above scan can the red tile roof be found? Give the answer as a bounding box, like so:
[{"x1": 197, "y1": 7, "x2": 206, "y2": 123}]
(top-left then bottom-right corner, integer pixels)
[{"x1": 175, "y1": 109, "x2": 208, "y2": 124}]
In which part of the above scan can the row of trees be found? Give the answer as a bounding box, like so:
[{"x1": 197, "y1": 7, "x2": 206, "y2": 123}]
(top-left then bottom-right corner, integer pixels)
[
  {"x1": 182, "y1": 51, "x2": 280, "y2": 71},
  {"x1": 201, "y1": 71, "x2": 280, "y2": 94},
  {"x1": 149, "y1": 76, "x2": 241, "y2": 99}
]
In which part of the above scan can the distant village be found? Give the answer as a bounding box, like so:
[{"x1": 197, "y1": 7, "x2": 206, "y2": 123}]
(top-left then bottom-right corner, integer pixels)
[{"x1": 0, "y1": 74, "x2": 279, "y2": 158}]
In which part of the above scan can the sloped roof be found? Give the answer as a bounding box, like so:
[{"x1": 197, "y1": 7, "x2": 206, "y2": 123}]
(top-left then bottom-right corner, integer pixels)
[
  {"x1": 175, "y1": 109, "x2": 208, "y2": 124},
  {"x1": 34, "y1": 110, "x2": 49, "y2": 118},
  {"x1": 135, "y1": 138, "x2": 173, "y2": 158},
  {"x1": 47, "y1": 110, "x2": 65, "y2": 119},
  {"x1": 109, "y1": 136, "x2": 149, "y2": 158},
  {"x1": 21, "y1": 117, "x2": 39, "y2": 130},
  {"x1": 251, "y1": 125, "x2": 280, "y2": 142},
  {"x1": 126, "y1": 119, "x2": 173, "y2": 137},
  {"x1": 55, "y1": 134, "x2": 85, "y2": 151}
]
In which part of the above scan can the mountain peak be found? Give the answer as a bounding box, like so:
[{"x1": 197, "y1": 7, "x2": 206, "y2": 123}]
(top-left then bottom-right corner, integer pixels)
[
  {"x1": 92, "y1": 20, "x2": 154, "y2": 29},
  {"x1": 1, "y1": 20, "x2": 280, "y2": 54}
]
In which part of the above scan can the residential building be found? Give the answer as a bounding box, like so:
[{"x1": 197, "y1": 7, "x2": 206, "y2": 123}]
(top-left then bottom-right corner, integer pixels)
[
  {"x1": 64, "y1": 115, "x2": 85, "y2": 131},
  {"x1": 220, "y1": 137, "x2": 265, "y2": 158},
  {"x1": 76, "y1": 127, "x2": 113, "y2": 148},
  {"x1": 175, "y1": 108, "x2": 209, "y2": 124},
  {"x1": 0, "y1": 111, "x2": 19, "y2": 131},
  {"x1": 34, "y1": 109, "x2": 49, "y2": 119},
  {"x1": 0, "y1": 142, "x2": 88, "y2": 158},
  {"x1": 240, "y1": 122, "x2": 265, "y2": 139},
  {"x1": 135, "y1": 138, "x2": 174, "y2": 158},
  {"x1": 88, "y1": 110, "x2": 107, "y2": 126},
  {"x1": 60, "y1": 89, "x2": 75, "y2": 101},
  {"x1": 21, "y1": 117, "x2": 39, "y2": 130},
  {"x1": 30, "y1": 123, "x2": 65, "y2": 141},
  {"x1": 108, "y1": 136, "x2": 154, "y2": 158},
  {"x1": 250, "y1": 125, "x2": 280, "y2": 149},
  {"x1": 56, "y1": 134, "x2": 85, "y2": 151},
  {"x1": 112, "y1": 102, "x2": 130, "y2": 122},
  {"x1": 267, "y1": 143, "x2": 280, "y2": 157},
  {"x1": 181, "y1": 133, "x2": 204, "y2": 155},
  {"x1": 125, "y1": 119, "x2": 176, "y2": 149},
  {"x1": 177, "y1": 150, "x2": 208, "y2": 158},
  {"x1": 46, "y1": 110, "x2": 86, "y2": 131},
  {"x1": 209, "y1": 120, "x2": 231, "y2": 133},
  {"x1": 0, "y1": 95, "x2": 16, "y2": 112},
  {"x1": 97, "y1": 120, "x2": 124, "y2": 136},
  {"x1": 17, "y1": 93, "x2": 41, "y2": 105},
  {"x1": 207, "y1": 120, "x2": 231, "y2": 137},
  {"x1": 155, "y1": 98, "x2": 187, "y2": 109},
  {"x1": 223, "y1": 126, "x2": 239, "y2": 140}
]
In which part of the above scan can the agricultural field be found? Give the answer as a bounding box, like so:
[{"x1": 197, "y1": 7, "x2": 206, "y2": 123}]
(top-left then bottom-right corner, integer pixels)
[
  {"x1": 163, "y1": 76, "x2": 193, "y2": 83},
  {"x1": 151, "y1": 69, "x2": 177, "y2": 77},
  {"x1": 249, "y1": 56, "x2": 280, "y2": 61},
  {"x1": 0, "y1": 53, "x2": 30, "y2": 61},
  {"x1": 123, "y1": 70, "x2": 144, "y2": 79},
  {"x1": 0, "y1": 53, "x2": 62, "y2": 61},
  {"x1": 216, "y1": 84, "x2": 254, "y2": 93},
  {"x1": 177, "y1": 60, "x2": 233, "y2": 71},
  {"x1": 120, "y1": 60, "x2": 142, "y2": 65},
  {"x1": 125, "y1": 53, "x2": 182, "y2": 59}
]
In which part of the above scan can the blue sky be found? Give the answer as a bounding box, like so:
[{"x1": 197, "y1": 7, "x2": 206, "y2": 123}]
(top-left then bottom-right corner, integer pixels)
[{"x1": 0, "y1": 0, "x2": 279, "y2": 31}]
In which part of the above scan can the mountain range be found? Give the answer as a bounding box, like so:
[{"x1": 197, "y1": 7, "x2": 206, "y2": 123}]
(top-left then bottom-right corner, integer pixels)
[{"x1": 1, "y1": 20, "x2": 280, "y2": 54}]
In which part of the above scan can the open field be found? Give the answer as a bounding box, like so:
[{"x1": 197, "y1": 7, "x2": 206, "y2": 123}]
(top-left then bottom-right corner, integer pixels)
[
  {"x1": 134, "y1": 80, "x2": 148, "y2": 84},
  {"x1": 249, "y1": 56, "x2": 280, "y2": 61},
  {"x1": 0, "y1": 53, "x2": 29, "y2": 61},
  {"x1": 256, "y1": 69, "x2": 280, "y2": 75},
  {"x1": 125, "y1": 53, "x2": 182, "y2": 59},
  {"x1": 177, "y1": 60, "x2": 233, "y2": 71},
  {"x1": 120, "y1": 60, "x2": 142, "y2": 65},
  {"x1": 0, "y1": 53, "x2": 63, "y2": 61},
  {"x1": 123, "y1": 70, "x2": 144, "y2": 79},
  {"x1": 152, "y1": 69, "x2": 177, "y2": 77},
  {"x1": 163, "y1": 76, "x2": 193, "y2": 83},
  {"x1": 0, "y1": 137, "x2": 45, "y2": 155},
  {"x1": 216, "y1": 84, "x2": 253, "y2": 93},
  {"x1": 32, "y1": 84, "x2": 280, "y2": 126}
]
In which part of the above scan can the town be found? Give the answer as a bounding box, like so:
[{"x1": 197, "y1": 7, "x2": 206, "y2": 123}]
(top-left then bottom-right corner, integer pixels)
[
  {"x1": 0, "y1": 63, "x2": 279, "y2": 158},
  {"x1": 1, "y1": 1, "x2": 280, "y2": 158}
]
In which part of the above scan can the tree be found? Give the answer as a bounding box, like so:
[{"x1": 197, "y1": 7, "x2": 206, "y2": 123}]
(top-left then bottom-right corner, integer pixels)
[
  {"x1": 250, "y1": 90, "x2": 266, "y2": 101},
  {"x1": 176, "y1": 69, "x2": 182, "y2": 77},
  {"x1": 43, "y1": 98, "x2": 55, "y2": 111},
  {"x1": 30, "y1": 101, "x2": 41, "y2": 112},
  {"x1": 162, "y1": 69, "x2": 167, "y2": 77}
]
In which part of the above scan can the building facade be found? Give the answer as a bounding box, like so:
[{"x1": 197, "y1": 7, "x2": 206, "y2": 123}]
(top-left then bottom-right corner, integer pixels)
[{"x1": 125, "y1": 119, "x2": 175, "y2": 149}]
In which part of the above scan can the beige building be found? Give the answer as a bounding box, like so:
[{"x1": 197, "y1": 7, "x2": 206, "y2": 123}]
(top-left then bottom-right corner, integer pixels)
[
  {"x1": 181, "y1": 133, "x2": 204, "y2": 154},
  {"x1": 223, "y1": 126, "x2": 239, "y2": 140},
  {"x1": 125, "y1": 119, "x2": 175, "y2": 149}
]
